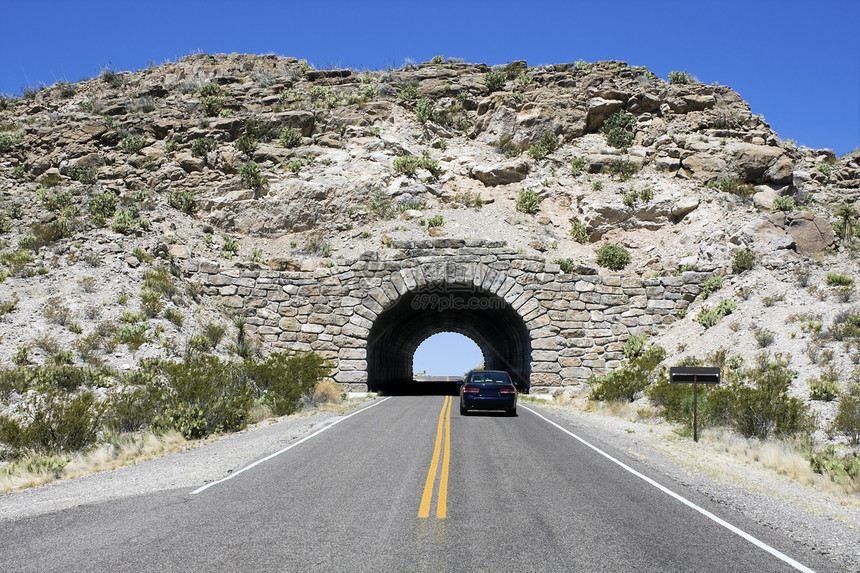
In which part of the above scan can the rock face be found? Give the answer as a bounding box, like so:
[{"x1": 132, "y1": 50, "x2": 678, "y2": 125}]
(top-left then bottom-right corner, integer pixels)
[{"x1": 0, "y1": 52, "x2": 857, "y2": 391}]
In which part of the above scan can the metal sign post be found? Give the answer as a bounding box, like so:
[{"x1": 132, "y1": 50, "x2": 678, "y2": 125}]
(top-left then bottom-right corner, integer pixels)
[{"x1": 668, "y1": 367, "x2": 720, "y2": 442}]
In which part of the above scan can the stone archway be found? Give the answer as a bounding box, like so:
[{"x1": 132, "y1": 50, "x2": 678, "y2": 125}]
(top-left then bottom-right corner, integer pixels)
[{"x1": 365, "y1": 285, "x2": 532, "y2": 393}]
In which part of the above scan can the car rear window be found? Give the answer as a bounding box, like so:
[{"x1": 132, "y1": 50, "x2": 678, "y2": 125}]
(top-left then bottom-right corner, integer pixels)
[{"x1": 469, "y1": 372, "x2": 512, "y2": 384}]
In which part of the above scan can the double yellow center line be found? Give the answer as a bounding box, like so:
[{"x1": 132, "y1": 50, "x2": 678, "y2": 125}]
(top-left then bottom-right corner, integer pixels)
[{"x1": 418, "y1": 395, "x2": 452, "y2": 519}]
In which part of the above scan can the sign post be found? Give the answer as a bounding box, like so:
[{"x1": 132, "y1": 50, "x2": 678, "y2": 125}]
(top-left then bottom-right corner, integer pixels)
[{"x1": 668, "y1": 367, "x2": 720, "y2": 442}]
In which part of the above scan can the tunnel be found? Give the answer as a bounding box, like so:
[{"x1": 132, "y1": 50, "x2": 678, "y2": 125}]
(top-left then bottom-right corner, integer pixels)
[{"x1": 366, "y1": 286, "x2": 532, "y2": 394}]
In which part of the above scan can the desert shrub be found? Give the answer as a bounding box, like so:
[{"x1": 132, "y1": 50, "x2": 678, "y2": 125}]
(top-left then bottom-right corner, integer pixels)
[
  {"x1": 66, "y1": 165, "x2": 97, "y2": 185},
  {"x1": 668, "y1": 70, "x2": 693, "y2": 84},
  {"x1": 646, "y1": 357, "x2": 718, "y2": 426},
  {"x1": 696, "y1": 299, "x2": 737, "y2": 328},
  {"x1": 104, "y1": 385, "x2": 158, "y2": 434},
  {"x1": 606, "y1": 158, "x2": 639, "y2": 181},
  {"x1": 825, "y1": 272, "x2": 854, "y2": 287},
  {"x1": 233, "y1": 134, "x2": 258, "y2": 155},
  {"x1": 496, "y1": 133, "x2": 522, "y2": 158},
  {"x1": 516, "y1": 189, "x2": 542, "y2": 214},
  {"x1": 0, "y1": 131, "x2": 23, "y2": 153},
  {"x1": 808, "y1": 446, "x2": 860, "y2": 484},
  {"x1": 117, "y1": 323, "x2": 149, "y2": 352},
  {"x1": 553, "y1": 258, "x2": 575, "y2": 273},
  {"x1": 42, "y1": 297, "x2": 75, "y2": 326},
  {"x1": 427, "y1": 215, "x2": 444, "y2": 228},
  {"x1": 88, "y1": 192, "x2": 117, "y2": 226},
  {"x1": 754, "y1": 328, "x2": 776, "y2": 348},
  {"x1": 164, "y1": 308, "x2": 183, "y2": 327},
  {"x1": 596, "y1": 244, "x2": 631, "y2": 271},
  {"x1": 708, "y1": 360, "x2": 813, "y2": 440},
  {"x1": 831, "y1": 383, "x2": 860, "y2": 444},
  {"x1": 190, "y1": 137, "x2": 216, "y2": 157},
  {"x1": 167, "y1": 190, "x2": 197, "y2": 214},
  {"x1": 701, "y1": 276, "x2": 724, "y2": 298},
  {"x1": 623, "y1": 191, "x2": 638, "y2": 208},
  {"x1": 601, "y1": 111, "x2": 635, "y2": 150},
  {"x1": 239, "y1": 161, "x2": 266, "y2": 189},
  {"x1": 199, "y1": 96, "x2": 225, "y2": 116},
  {"x1": 526, "y1": 131, "x2": 559, "y2": 162},
  {"x1": 485, "y1": 70, "x2": 507, "y2": 92},
  {"x1": 709, "y1": 176, "x2": 755, "y2": 198},
  {"x1": 771, "y1": 195, "x2": 796, "y2": 212},
  {"x1": 143, "y1": 265, "x2": 178, "y2": 298},
  {"x1": 249, "y1": 351, "x2": 332, "y2": 416},
  {"x1": 398, "y1": 84, "x2": 418, "y2": 100},
  {"x1": 393, "y1": 151, "x2": 441, "y2": 178},
  {"x1": 47, "y1": 351, "x2": 75, "y2": 365},
  {"x1": 808, "y1": 378, "x2": 841, "y2": 401},
  {"x1": 367, "y1": 186, "x2": 394, "y2": 220},
  {"x1": 119, "y1": 134, "x2": 147, "y2": 154},
  {"x1": 140, "y1": 288, "x2": 164, "y2": 318},
  {"x1": 279, "y1": 127, "x2": 303, "y2": 148},
  {"x1": 570, "y1": 220, "x2": 589, "y2": 243},
  {"x1": 731, "y1": 249, "x2": 755, "y2": 274},
  {"x1": 570, "y1": 157, "x2": 586, "y2": 176},
  {"x1": 153, "y1": 356, "x2": 254, "y2": 439},
  {"x1": 415, "y1": 98, "x2": 434, "y2": 123},
  {"x1": 589, "y1": 345, "x2": 667, "y2": 402},
  {"x1": 111, "y1": 207, "x2": 149, "y2": 235},
  {"x1": 622, "y1": 335, "x2": 649, "y2": 360},
  {"x1": 0, "y1": 389, "x2": 102, "y2": 455},
  {"x1": 197, "y1": 82, "x2": 221, "y2": 97}
]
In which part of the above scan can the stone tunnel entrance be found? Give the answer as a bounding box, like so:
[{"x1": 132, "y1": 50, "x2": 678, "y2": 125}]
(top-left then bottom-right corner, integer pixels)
[{"x1": 366, "y1": 286, "x2": 532, "y2": 393}]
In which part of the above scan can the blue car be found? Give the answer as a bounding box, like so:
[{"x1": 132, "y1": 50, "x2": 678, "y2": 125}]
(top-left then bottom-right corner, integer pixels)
[{"x1": 459, "y1": 370, "x2": 518, "y2": 416}]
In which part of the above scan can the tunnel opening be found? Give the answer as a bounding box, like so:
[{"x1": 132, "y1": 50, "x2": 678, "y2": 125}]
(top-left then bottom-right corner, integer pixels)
[{"x1": 366, "y1": 286, "x2": 532, "y2": 394}]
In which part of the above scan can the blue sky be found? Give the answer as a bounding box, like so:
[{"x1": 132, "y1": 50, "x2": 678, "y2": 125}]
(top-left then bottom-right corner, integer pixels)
[{"x1": 2, "y1": 0, "x2": 858, "y2": 375}]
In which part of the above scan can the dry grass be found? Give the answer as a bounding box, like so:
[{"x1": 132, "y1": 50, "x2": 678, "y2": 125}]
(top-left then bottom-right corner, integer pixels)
[
  {"x1": 309, "y1": 379, "x2": 344, "y2": 406},
  {"x1": 0, "y1": 431, "x2": 188, "y2": 494}
]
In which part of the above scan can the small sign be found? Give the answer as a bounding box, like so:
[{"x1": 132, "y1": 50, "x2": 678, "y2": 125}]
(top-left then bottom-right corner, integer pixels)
[
  {"x1": 670, "y1": 367, "x2": 720, "y2": 385},
  {"x1": 668, "y1": 367, "x2": 720, "y2": 442}
]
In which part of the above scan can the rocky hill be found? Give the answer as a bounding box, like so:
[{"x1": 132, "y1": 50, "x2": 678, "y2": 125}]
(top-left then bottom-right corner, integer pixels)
[{"x1": 1, "y1": 53, "x2": 859, "y2": 440}]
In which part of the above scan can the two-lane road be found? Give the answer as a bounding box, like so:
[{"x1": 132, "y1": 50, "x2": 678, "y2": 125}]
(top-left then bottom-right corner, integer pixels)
[{"x1": 0, "y1": 396, "x2": 835, "y2": 572}]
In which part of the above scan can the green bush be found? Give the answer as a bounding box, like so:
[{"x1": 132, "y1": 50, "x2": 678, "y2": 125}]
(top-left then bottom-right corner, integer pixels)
[
  {"x1": 233, "y1": 134, "x2": 258, "y2": 155},
  {"x1": 825, "y1": 272, "x2": 854, "y2": 287},
  {"x1": 140, "y1": 288, "x2": 164, "y2": 318},
  {"x1": 239, "y1": 161, "x2": 266, "y2": 189},
  {"x1": 67, "y1": 165, "x2": 97, "y2": 184},
  {"x1": 709, "y1": 360, "x2": 813, "y2": 440},
  {"x1": 553, "y1": 258, "x2": 575, "y2": 273},
  {"x1": 111, "y1": 207, "x2": 149, "y2": 235},
  {"x1": 119, "y1": 134, "x2": 147, "y2": 154},
  {"x1": 430, "y1": 55, "x2": 445, "y2": 64},
  {"x1": 647, "y1": 360, "x2": 716, "y2": 426},
  {"x1": 701, "y1": 275, "x2": 724, "y2": 299},
  {"x1": 708, "y1": 176, "x2": 756, "y2": 198},
  {"x1": 589, "y1": 345, "x2": 666, "y2": 402},
  {"x1": 606, "y1": 158, "x2": 639, "y2": 181},
  {"x1": 168, "y1": 190, "x2": 197, "y2": 214},
  {"x1": 279, "y1": 127, "x2": 303, "y2": 148},
  {"x1": 197, "y1": 82, "x2": 221, "y2": 97},
  {"x1": 731, "y1": 249, "x2": 755, "y2": 274},
  {"x1": 393, "y1": 151, "x2": 441, "y2": 178},
  {"x1": 88, "y1": 192, "x2": 117, "y2": 226},
  {"x1": 427, "y1": 215, "x2": 444, "y2": 228},
  {"x1": 143, "y1": 265, "x2": 178, "y2": 298},
  {"x1": 190, "y1": 137, "x2": 216, "y2": 157},
  {"x1": 0, "y1": 131, "x2": 23, "y2": 153},
  {"x1": 696, "y1": 299, "x2": 737, "y2": 328},
  {"x1": 415, "y1": 98, "x2": 434, "y2": 123},
  {"x1": 832, "y1": 383, "x2": 860, "y2": 444},
  {"x1": 668, "y1": 70, "x2": 693, "y2": 84},
  {"x1": 570, "y1": 220, "x2": 589, "y2": 243},
  {"x1": 771, "y1": 195, "x2": 796, "y2": 212},
  {"x1": 601, "y1": 111, "x2": 636, "y2": 150},
  {"x1": 570, "y1": 157, "x2": 586, "y2": 176},
  {"x1": 596, "y1": 244, "x2": 631, "y2": 271},
  {"x1": 485, "y1": 70, "x2": 507, "y2": 92},
  {"x1": 200, "y1": 96, "x2": 225, "y2": 116},
  {"x1": 515, "y1": 189, "x2": 542, "y2": 214},
  {"x1": 808, "y1": 378, "x2": 841, "y2": 401},
  {"x1": 0, "y1": 389, "x2": 102, "y2": 455},
  {"x1": 249, "y1": 351, "x2": 332, "y2": 416},
  {"x1": 808, "y1": 445, "x2": 860, "y2": 484},
  {"x1": 153, "y1": 356, "x2": 254, "y2": 438}
]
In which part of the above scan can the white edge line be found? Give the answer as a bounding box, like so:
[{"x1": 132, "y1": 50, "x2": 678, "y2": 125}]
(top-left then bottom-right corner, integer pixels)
[
  {"x1": 520, "y1": 405, "x2": 816, "y2": 573},
  {"x1": 191, "y1": 397, "x2": 391, "y2": 495}
]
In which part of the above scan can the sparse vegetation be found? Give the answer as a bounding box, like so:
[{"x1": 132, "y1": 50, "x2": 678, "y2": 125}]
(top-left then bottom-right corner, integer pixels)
[
  {"x1": 668, "y1": 70, "x2": 693, "y2": 84},
  {"x1": 516, "y1": 189, "x2": 542, "y2": 214}
]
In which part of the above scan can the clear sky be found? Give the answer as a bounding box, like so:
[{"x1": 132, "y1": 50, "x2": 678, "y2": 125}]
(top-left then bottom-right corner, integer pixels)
[{"x1": 2, "y1": 0, "x2": 858, "y2": 376}]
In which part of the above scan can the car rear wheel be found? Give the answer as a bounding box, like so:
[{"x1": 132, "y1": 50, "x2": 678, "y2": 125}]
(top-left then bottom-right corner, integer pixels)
[
  {"x1": 460, "y1": 403, "x2": 468, "y2": 415},
  {"x1": 507, "y1": 407, "x2": 517, "y2": 417}
]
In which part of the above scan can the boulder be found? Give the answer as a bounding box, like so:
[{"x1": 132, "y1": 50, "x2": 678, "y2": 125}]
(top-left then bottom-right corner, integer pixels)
[
  {"x1": 470, "y1": 160, "x2": 529, "y2": 186},
  {"x1": 783, "y1": 211, "x2": 835, "y2": 253}
]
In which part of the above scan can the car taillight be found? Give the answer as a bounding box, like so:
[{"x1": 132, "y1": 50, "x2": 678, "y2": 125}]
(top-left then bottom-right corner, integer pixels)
[
  {"x1": 499, "y1": 388, "x2": 516, "y2": 394},
  {"x1": 463, "y1": 386, "x2": 480, "y2": 393}
]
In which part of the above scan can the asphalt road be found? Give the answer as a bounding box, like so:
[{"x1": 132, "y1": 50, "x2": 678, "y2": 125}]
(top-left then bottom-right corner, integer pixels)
[{"x1": 0, "y1": 396, "x2": 836, "y2": 572}]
